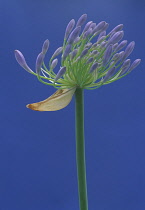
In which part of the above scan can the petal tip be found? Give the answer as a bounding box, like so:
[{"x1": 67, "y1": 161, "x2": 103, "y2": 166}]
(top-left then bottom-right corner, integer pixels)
[{"x1": 26, "y1": 103, "x2": 39, "y2": 111}]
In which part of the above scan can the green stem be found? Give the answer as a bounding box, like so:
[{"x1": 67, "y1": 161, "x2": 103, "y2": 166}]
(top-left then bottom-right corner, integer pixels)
[{"x1": 75, "y1": 88, "x2": 88, "y2": 210}]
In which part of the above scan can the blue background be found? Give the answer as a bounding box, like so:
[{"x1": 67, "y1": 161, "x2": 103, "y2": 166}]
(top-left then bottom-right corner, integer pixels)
[{"x1": 1, "y1": 0, "x2": 145, "y2": 209}]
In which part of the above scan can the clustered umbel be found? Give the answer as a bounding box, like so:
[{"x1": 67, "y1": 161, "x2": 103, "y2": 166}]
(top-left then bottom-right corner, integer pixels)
[{"x1": 15, "y1": 14, "x2": 141, "y2": 90}]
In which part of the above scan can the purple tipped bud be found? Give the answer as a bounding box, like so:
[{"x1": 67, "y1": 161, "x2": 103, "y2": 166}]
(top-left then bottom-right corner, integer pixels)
[
  {"x1": 118, "y1": 51, "x2": 124, "y2": 59},
  {"x1": 86, "y1": 57, "x2": 94, "y2": 64},
  {"x1": 85, "y1": 42, "x2": 92, "y2": 48},
  {"x1": 83, "y1": 28, "x2": 93, "y2": 38},
  {"x1": 115, "y1": 40, "x2": 127, "y2": 52},
  {"x1": 51, "y1": 47, "x2": 63, "y2": 59},
  {"x1": 80, "y1": 48, "x2": 88, "y2": 58},
  {"x1": 90, "y1": 23, "x2": 96, "y2": 30},
  {"x1": 97, "y1": 31, "x2": 107, "y2": 41},
  {"x1": 122, "y1": 59, "x2": 131, "y2": 68},
  {"x1": 83, "y1": 21, "x2": 93, "y2": 33},
  {"x1": 120, "y1": 66, "x2": 129, "y2": 75},
  {"x1": 100, "y1": 41, "x2": 106, "y2": 48},
  {"x1": 74, "y1": 37, "x2": 80, "y2": 44},
  {"x1": 65, "y1": 19, "x2": 75, "y2": 39},
  {"x1": 92, "y1": 43, "x2": 98, "y2": 48},
  {"x1": 90, "y1": 62, "x2": 98, "y2": 73},
  {"x1": 42, "y1": 39, "x2": 49, "y2": 54},
  {"x1": 100, "y1": 23, "x2": 109, "y2": 32},
  {"x1": 112, "y1": 53, "x2": 120, "y2": 61},
  {"x1": 70, "y1": 49, "x2": 78, "y2": 59},
  {"x1": 122, "y1": 41, "x2": 135, "y2": 61},
  {"x1": 97, "y1": 36, "x2": 106, "y2": 44},
  {"x1": 68, "y1": 26, "x2": 81, "y2": 44},
  {"x1": 91, "y1": 50, "x2": 98, "y2": 55},
  {"x1": 15, "y1": 50, "x2": 33, "y2": 73},
  {"x1": 92, "y1": 21, "x2": 106, "y2": 34},
  {"x1": 62, "y1": 44, "x2": 72, "y2": 60},
  {"x1": 103, "y1": 45, "x2": 113, "y2": 65},
  {"x1": 128, "y1": 59, "x2": 141, "y2": 72},
  {"x1": 96, "y1": 23, "x2": 109, "y2": 36},
  {"x1": 103, "y1": 67, "x2": 116, "y2": 82},
  {"x1": 55, "y1": 66, "x2": 66, "y2": 81},
  {"x1": 76, "y1": 14, "x2": 87, "y2": 27},
  {"x1": 112, "y1": 43, "x2": 118, "y2": 51},
  {"x1": 120, "y1": 59, "x2": 131, "y2": 75},
  {"x1": 107, "y1": 31, "x2": 124, "y2": 45},
  {"x1": 108, "y1": 24, "x2": 123, "y2": 36},
  {"x1": 36, "y1": 52, "x2": 45, "y2": 74},
  {"x1": 50, "y1": 59, "x2": 58, "y2": 69}
]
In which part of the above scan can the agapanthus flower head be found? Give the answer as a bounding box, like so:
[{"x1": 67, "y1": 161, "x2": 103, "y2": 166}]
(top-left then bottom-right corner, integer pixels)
[{"x1": 15, "y1": 14, "x2": 141, "y2": 111}]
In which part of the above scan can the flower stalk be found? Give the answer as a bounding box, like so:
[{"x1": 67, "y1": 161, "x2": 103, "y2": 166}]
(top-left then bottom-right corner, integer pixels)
[
  {"x1": 15, "y1": 13, "x2": 141, "y2": 210},
  {"x1": 75, "y1": 88, "x2": 88, "y2": 210}
]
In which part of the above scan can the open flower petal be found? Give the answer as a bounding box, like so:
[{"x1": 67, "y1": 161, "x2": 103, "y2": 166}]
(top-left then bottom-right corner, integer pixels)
[{"x1": 26, "y1": 88, "x2": 76, "y2": 111}]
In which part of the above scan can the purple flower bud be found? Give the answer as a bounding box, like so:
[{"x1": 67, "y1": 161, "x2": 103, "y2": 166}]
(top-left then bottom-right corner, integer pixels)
[
  {"x1": 122, "y1": 41, "x2": 135, "y2": 61},
  {"x1": 36, "y1": 52, "x2": 45, "y2": 74},
  {"x1": 112, "y1": 43, "x2": 118, "y2": 51},
  {"x1": 74, "y1": 37, "x2": 80, "y2": 44},
  {"x1": 100, "y1": 41, "x2": 106, "y2": 48},
  {"x1": 80, "y1": 48, "x2": 88, "y2": 58},
  {"x1": 14, "y1": 50, "x2": 33, "y2": 73},
  {"x1": 128, "y1": 59, "x2": 141, "y2": 72},
  {"x1": 91, "y1": 50, "x2": 98, "y2": 55},
  {"x1": 70, "y1": 49, "x2": 78, "y2": 59},
  {"x1": 120, "y1": 66, "x2": 129, "y2": 75},
  {"x1": 51, "y1": 47, "x2": 63, "y2": 59},
  {"x1": 92, "y1": 43, "x2": 98, "y2": 48},
  {"x1": 67, "y1": 26, "x2": 81, "y2": 44},
  {"x1": 50, "y1": 59, "x2": 58, "y2": 69},
  {"x1": 95, "y1": 23, "x2": 109, "y2": 36},
  {"x1": 97, "y1": 31, "x2": 106, "y2": 41},
  {"x1": 90, "y1": 62, "x2": 98, "y2": 73},
  {"x1": 65, "y1": 19, "x2": 75, "y2": 39},
  {"x1": 120, "y1": 59, "x2": 131, "y2": 75},
  {"x1": 118, "y1": 51, "x2": 124, "y2": 59},
  {"x1": 92, "y1": 21, "x2": 106, "y2": 34},
  {"x1": 42, "y1": 39, "x2": 49, "y2": 54},
  {"x1": 108, "y1": 24, "x2": 123, "y2": 36},
  {"x1": 85, "y1": 42, "x2": 92, "y2": 48},
  {"x1": 100, "y1": 23, "x2": 109, "y2": 32},
  {"x1": 62, "y1": 44, "x2": 72, "y2": 60},
  {"x1": 86, "y1": 57, "x2": 94, "y2": 64},
  {"x1": 122, "y1": 59, "x2": 131, "y2": 67},
  {"x1": 112, "y1": 53, "x2": 120, "y2": 61},
  {"x1": 107, "y1": 31, "x2": 124, "y2": 45},
  {"x1": 76, "y1": 14, "x2": 87, "y2": 27},
  {"x1": 83, "y1": 28, "x2": 93, "y2": 38},
  {"x1": 97, "y1": 36, "x2": 106, "y2": 44},
  {"x1": 55, "y1": 66, "x2": 66, "y2": 81},
  {"x1": 82, "y1": 21, "x2": 93, "y2": 34},
  {"x1": 90, "y1": 23, "x2": 96, "y2": 30},
  {"x1": 103, "y1": 45, "x2": 113, "y2": 66},
  {"x1": 103, "y1": 67, "x2": 116, "y2": 82},
  {"x1": 115, "y1": 40, "x2": 127, "y2": 52}
]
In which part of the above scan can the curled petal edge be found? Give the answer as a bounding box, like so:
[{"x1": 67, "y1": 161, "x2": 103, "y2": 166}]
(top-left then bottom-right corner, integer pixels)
[{"x1": 26, "y1": 87, "x2": 76, "y2": 111}]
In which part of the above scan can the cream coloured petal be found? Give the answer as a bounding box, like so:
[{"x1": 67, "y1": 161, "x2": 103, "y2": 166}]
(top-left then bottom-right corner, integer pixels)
[{"x1": 26, "y1": 87, "x2": 76, "y2": 111}]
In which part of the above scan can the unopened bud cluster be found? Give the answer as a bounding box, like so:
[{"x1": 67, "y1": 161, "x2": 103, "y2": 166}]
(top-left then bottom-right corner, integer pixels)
[{"x1": 15, "y1": 14, "x2": 141, "y2": 90}]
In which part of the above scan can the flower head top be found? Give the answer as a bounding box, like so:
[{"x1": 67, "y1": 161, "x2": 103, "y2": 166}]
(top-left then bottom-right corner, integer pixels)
[
  {"x1": 15, "y1": 14, "x2": 141, "y2": 111},
  {"x1": 15, "y1": 14, "x2": 141, "y2": 90}
]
